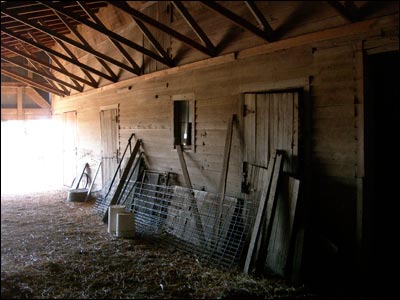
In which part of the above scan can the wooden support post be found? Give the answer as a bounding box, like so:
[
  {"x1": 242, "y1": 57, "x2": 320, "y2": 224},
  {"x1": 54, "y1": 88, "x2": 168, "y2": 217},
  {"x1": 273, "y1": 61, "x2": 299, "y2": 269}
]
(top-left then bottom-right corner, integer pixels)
[
  {"x1": 354, "y1": 41, "x2": 365, "y2": 273},
  {"x1": 176, "y1": 144, "x2": 206, "y2": 244},
  {"x1": 102, "y1": 139, "x2": 141, "y2": 223},
  {"x1": 244, "y1": 150, "x2": 277, "y2": 274},
  {"x1": 26, "y1": 87, "x2": 50, "y2": 108},
  {"x1": 17, "y1": 86, "x2": 23, "y2": 120}
]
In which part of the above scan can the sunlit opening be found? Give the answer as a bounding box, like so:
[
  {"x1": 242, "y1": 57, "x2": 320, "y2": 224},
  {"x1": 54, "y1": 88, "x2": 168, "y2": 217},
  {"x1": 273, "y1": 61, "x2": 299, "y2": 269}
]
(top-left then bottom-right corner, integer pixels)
[{"x1": 1, "y1": 119, "x2": 63, "y2": 195}]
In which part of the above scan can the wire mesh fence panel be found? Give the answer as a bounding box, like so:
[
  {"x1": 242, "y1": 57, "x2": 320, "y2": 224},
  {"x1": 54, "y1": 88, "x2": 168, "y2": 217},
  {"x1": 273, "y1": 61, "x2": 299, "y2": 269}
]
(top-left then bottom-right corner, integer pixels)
[
  {"x1": 93, "y1": 180, "x2": 118, "y2": 216},
  {"x1": 126, "y1": 182, "x2": 256, "y2": 269},
  {"x1": 93, "y1": 156, "x2": 144, "y2": 216}
]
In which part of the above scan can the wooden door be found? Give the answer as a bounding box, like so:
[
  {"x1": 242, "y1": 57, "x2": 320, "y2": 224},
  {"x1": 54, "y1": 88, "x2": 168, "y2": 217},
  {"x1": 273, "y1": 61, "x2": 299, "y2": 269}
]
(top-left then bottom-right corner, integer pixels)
[
  {"x1": 243, "y1": 91, "x2": 299, "y2": 174},
  {"x1": 100, "y1": 108, "x2": 119, "y2": 192},
  {"x1": 62, "y1": 111, "x2": 77, "y2": 186}
]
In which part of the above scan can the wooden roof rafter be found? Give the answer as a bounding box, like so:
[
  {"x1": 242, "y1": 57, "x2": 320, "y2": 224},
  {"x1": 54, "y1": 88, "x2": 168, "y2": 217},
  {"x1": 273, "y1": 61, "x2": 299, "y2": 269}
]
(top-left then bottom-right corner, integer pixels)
[
  {"x1": 108, "y1": 1, "x2": 217, "y2": 57},
  {"x1": 27, "y1": 31, "x2": 85, "y2": 91},
  {"x1": 2, "y1": 41, "x2": 97, "y2": 89},
  {"x1": 0, "y1": 12, "x2": 128, "y2": 82},
  {"x1": 1, "y1": 1, "x2": 107, "y2": 58},
  {"x1": 51, "y1": 9, "x2": 120, "y2": 81},
  {"x1": 1, "y1": 1, "x2": 106, "y2": 18},
  {"x1": 26, "y1": 87, "x2": 51, "y2": 109},
  {"x1": 200, "y1": 1, "x2": 275, "y2": 42},
  {"x1": 1, "y1": 67, "x2": 69, "y2": 97},
  {"x1": 327, "y1": 1, "x2": 361, "y2": 23},
  {"x1": 1, "y1": 55, "x2": 83, "y2": 92},
  {"x1": 34, "y1": 29, "x2": 98, "y2": 88},
  {"x1": 36, "y1": 1, "x2": 173, "y2": 68},
  {"x1": 1, "y1": 26, "x2": 114, "y2": 84},
  {"x1": 14, "y1": 42, "x2": 71, "y2": 94},
  {"x1": 2, "y1": 17, "x2": 79, "y2": 33},
  {"x1": 171, "y1": 1, "x2": 216, "y2": 54},
  {"x1": 110, "y1": 3, "x2": 172, "y2": 65},
  {"x1": 244, "y1": 1, "x2": 275, "y2": 39},
  {"x1": 76, "y1": 1, "x2": 141, "y2": 73},
  {"x1": 1, "y1": 1, "x2": 396, "y2": 99}
]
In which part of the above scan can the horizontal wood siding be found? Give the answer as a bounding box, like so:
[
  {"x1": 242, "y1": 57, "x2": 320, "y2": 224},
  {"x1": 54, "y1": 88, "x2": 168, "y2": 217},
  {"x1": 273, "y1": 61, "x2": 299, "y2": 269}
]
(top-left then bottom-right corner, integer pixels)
[{"x1": 51, "y1": 4, "x2": 398, "y2": 272}]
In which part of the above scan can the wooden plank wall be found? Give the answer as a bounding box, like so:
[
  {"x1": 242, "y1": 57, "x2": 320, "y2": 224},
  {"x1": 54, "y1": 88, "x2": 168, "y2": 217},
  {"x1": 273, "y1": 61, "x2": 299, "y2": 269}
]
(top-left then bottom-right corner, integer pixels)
[
  {"x1": 51, "y1": 1, "x2": 399, "y2": 275},
  {"x1": 54, "y1": 45, "x2": 324, "y2": 199}
]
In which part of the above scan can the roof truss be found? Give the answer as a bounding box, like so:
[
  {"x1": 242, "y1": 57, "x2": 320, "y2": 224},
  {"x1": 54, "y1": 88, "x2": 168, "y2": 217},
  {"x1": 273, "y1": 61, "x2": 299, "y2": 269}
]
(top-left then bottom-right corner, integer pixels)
[
  {"x1": 1, "y1": 1, "x2": 389, "y2": 97},
  {"x1": 327, "y1": 1, "x2": 361, "y2": 22},
  {"x1": 1, "y1": 67, "x2": 69, "y2": 97}
]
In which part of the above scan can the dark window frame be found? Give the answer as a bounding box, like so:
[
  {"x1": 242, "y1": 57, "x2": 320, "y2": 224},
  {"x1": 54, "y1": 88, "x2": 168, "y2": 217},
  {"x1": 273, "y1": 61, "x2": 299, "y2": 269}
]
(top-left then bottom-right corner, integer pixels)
[{"x1": 172, "y1": 93, "x2": 195, "y2": 152}]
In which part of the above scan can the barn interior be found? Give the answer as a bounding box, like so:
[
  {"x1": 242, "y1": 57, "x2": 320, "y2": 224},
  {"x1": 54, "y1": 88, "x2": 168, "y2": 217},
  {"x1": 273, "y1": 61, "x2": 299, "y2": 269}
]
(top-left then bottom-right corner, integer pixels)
[{"x1": 1, "y1": 1, "x2": 399, "y2": 299}]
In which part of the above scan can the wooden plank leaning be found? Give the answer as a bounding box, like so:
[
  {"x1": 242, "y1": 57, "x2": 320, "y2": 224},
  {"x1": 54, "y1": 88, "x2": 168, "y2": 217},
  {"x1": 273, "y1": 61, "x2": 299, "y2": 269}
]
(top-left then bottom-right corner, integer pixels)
[
  {"x1": 213, "y1": 114, "x2": 237, "y2": 250},
  {"x1": 265, "y1": 175, "x2": 300, "y2": 276},
  {"x1": 243, "y1": 150, "x2": 277, "y2": 274},
  {"x1": 176, "y1": 144, "x2": 206, "y2": 245},
  {"x1": 255, "y1": 152, "x2": 283, "y2": 274},
  {"x1": 102, "y1": 139, "x2": 142, "y2": 223}
]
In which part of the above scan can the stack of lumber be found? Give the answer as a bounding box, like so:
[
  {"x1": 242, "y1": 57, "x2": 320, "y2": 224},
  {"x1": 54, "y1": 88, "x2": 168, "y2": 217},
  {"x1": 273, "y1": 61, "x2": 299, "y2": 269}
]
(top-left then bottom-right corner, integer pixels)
[{"x1": 243, "y1": 150, "x2": 300, "y2": 278}]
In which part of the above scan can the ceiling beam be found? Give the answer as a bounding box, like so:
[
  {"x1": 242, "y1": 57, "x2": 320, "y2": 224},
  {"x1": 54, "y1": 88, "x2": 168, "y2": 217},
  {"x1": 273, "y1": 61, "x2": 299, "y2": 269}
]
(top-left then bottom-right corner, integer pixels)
[
  {"x1": 2, "y1": 7, "x2": 140, "y2": 76},
  {"x1": 1, "y1": 67, "x2": 68, "y2": 97},
  {"x1": 1, "y1": 1, "x2": 106, "y2": 17},
  {"x1": 34, "y1": 31, "x2": 98, "y2": 87},
  {"x1": 52, "y1": 10, "x2": 120, "y2": 80},
  {"x1": 171, "y1": 1, "x2": 216, "y2": 53},
  {"x1": 2, "y1": 44, "x2": 94, "y2": 89},
  {"x1": 244, "y1": 1, "x2": 275, "y2": 39},
  {"x1": 27, "y1": 32, "x2": 85, "y2": 91},
  {"x1": 77, "y1": 1, "x2": 141, "y2": 72},
  {"x1": 25, "y1": 87, "x2": 51, "y2": 109},
  {"x1": 327, "y1": 1, "x2": 360, "y2": 22},
  {"x1": 109, "y1": 1, "x2": 217, "y2": 57},
  {"x1": 200, "y1": 1, "x2": 274, "y2": 42},
  {"x1": 35, "y1": 1, "x2": 173, "y2": 67},
  {"x1": 1, "y1": 56, "x2": 84, "y2": 92},
  {"x1": 120, "y1": 11, "x2": 172, "y2": 63},
  {"x1": 1, "y1": 26, "x2": 115, "y2": 83},
  {"x1": 15, "y1": 42, "x2": 71, "y2": 94}
]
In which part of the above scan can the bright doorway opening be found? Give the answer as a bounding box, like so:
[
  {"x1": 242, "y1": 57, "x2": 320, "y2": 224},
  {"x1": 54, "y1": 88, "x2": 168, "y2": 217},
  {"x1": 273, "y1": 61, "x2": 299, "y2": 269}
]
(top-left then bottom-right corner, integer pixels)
[{"x1": 1, "y1": 119, "x2": 63, "y2": 195}]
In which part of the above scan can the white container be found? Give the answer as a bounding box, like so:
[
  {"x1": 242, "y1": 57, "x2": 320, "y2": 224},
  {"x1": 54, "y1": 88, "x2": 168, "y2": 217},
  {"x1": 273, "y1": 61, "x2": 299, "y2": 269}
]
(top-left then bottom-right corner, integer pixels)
[
  {"x1": 108, "y1": 205, "x2": 126, "y2": 235},
  {"x1": 116, "y1": 212, "x2": 136, "y2": 238}
]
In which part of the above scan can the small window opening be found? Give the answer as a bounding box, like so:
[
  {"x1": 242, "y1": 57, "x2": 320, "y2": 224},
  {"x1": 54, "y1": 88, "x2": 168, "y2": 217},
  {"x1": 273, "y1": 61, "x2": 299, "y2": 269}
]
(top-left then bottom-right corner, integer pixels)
[{"x1": 173, "y1": 100, "x2": 193, "y2": 150}]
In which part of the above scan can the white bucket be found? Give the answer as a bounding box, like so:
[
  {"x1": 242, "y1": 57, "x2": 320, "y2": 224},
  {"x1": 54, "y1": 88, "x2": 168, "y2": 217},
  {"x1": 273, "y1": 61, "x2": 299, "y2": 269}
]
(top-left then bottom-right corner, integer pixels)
[
  {"x1": 116, "y1": 212, "x2": 135, "y2": 238},
  {"x1": 107, "y1": 205, "x2": 126, "y2": 235}
]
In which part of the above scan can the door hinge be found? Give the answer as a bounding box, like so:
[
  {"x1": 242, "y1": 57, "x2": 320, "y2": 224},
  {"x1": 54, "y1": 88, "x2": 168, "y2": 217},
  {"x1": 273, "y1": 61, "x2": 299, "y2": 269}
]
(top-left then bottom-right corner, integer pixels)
[{"x1": 243, "y1": 104, "x2": 247, "y2": 117}]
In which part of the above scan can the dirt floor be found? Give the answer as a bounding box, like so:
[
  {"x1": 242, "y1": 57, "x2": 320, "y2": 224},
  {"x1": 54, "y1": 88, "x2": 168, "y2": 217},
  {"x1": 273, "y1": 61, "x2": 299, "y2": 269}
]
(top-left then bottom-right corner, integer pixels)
[{"x1": 1, "y1": 190, "x2": 314, "y2": 299}]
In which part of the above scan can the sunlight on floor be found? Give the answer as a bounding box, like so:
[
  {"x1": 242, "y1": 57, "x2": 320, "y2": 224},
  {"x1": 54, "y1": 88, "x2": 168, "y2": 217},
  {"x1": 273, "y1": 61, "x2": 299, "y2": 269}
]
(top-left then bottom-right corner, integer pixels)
[{"x1": 1, "y1": 119, "x2": 63, "y2": 195}]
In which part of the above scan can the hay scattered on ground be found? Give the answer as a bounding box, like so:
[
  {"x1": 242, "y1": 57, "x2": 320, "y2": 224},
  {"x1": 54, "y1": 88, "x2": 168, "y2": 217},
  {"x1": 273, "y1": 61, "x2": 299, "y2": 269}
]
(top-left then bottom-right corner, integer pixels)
[{"x1": 1, "y1": 190, "x2": 314, "y2": 299}]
